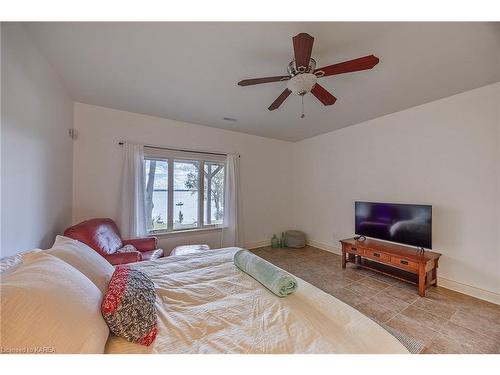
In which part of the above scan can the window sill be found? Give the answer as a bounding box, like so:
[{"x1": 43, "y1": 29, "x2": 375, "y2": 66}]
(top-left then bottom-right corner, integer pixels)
[{"x1": 149, "y1": 226, "x2": 224, "y2": 238}]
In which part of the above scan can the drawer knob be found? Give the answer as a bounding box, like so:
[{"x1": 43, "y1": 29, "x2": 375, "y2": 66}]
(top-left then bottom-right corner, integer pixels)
[
  {"x1": 351, "y1": 247, "x2": 357, "y2": 252},
  {"x1": 373, "y1": 252, "x2": 380, "y2": 257},
  {"x1": 400, "y1": 260, "x2": 408, "y2": 265}
]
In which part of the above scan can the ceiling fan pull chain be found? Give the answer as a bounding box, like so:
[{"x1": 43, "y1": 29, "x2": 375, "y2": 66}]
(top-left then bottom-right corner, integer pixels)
[{"x1": 300, "y1": 95, "x2": 305, "y2": 118}]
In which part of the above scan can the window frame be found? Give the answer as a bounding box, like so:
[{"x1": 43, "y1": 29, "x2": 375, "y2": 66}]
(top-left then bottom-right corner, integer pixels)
[{"x1": 144, "y1": 147, "x2": 226, "y2": 235}]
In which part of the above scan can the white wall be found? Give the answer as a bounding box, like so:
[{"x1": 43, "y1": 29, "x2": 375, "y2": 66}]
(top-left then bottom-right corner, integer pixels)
[
  {"x1": 293, "y1": 82, "x2": 500, "y2": 300},
  {"x1": 72, "y1": 103, "x2": 294, "y2": 253},
  {"x1": 1, "y1": 23, "x2": 73, "y2": 256}
]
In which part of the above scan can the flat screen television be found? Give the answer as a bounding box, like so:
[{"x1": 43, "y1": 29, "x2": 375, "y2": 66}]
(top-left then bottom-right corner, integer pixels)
[{"x1": 355, "y1": 201, "x2": 432, "y2": 249}]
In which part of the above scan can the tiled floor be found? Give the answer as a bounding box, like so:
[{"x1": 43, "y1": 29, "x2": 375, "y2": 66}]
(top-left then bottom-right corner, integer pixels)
[{"x1": 251, "y1": 246, "x2": 500, "y2": 354}]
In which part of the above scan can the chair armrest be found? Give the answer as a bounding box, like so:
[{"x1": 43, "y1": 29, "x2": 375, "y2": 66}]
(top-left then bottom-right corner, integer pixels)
[
  {"x1": 104, "y1": 252, "x2": 142, "y2": 265},
  {"x1": 122, "y1": 237, "x2": 158, "y2": 252}
]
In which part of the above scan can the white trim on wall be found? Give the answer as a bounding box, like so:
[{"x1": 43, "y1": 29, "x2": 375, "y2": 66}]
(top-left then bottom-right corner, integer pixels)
[
  {"x1": 306, "y1": 239, "x2": 342, "y2": 255},
  {"x1": 438, "y1": 277, "x2": 500, "y2": 305},
  {"x1": 244, "y1": 240, "x2": 271, "y2": 249}
]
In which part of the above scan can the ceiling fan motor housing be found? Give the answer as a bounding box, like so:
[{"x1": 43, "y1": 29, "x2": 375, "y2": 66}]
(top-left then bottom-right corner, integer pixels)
[{"x1": 287, "y1": 58, "x2": 316, "y2": 76}]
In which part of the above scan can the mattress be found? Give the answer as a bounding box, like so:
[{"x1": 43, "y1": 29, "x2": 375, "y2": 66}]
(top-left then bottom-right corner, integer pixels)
[{"x1": 104, "y1": 247, "x2": 408, "y2": 354}]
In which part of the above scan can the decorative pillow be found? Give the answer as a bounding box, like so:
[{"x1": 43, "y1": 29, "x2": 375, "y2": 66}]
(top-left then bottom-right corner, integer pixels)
[
  {"x1": 101, "y1": 265, "x2": 158, "y2": 346},
  {"x1": 116, "y1": 244, "x2": 138, "y2": 253},
  {"x1": 0, "y1": 252, "x2": 109, "y2": 353},
  {"x1": 45, "y1": 235, "x2": 115, "y2": 293}
]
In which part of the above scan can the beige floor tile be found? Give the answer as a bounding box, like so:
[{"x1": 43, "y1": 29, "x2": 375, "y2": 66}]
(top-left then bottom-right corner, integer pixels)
[
  {"x1": 423, "y1": 335, "x2": 481, "y2": 354},
  {"x1": 385, "y1": 313, "x2": 439, "y2": 347},
  {"x1": 400, "y1": 305, "x2": 448, "y2": 332},
  {"x1": 345, "y1": 282, "x2": 381, "y2": 299},
  {"x1": 365, "y1": 272, "x2": 400, "y2": 285},
  {"x1": 412, "y1": 294, "x2": 457, "y2": 320},
  {"x1": 439, "y1": 321, "x2": 500, "y2": 354},
  {"x1": 339, "y1": 269, "x2": 370, "y2": 281},
  {"x1": 385, "y1": 285, "x2": 420, "y2": 304},
  {"x1": 329, "y1": 287, "x2": 371, "y2": 307},
  {"x1": 356, "y1": 302, "x2": 398, "y2": 324},
  {"x1": 449, "y1": 310, "x2": 500, "y2": 341},
  {"x1": 305, "y1": 275, "x2": 353, "y2": 293},
  {"x1": 368, "y1": 292, "x2": 410, "y2": 313},
  {"x1": 455, "y1": 302, "x2": 500, "y2": 325},
  {"x1": 356, "y1": 276, "x2": 391, "y2": 290}
]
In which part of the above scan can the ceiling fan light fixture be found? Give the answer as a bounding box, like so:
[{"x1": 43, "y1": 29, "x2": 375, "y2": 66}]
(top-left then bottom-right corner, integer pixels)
[{"x1": 286, "y1": 73, "x2": 317, "y2": 96}]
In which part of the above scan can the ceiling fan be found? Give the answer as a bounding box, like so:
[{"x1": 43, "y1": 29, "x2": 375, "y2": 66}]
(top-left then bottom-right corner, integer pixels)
[{"x1": 237, "y1": 33, "x2": 379, "y2": 117}]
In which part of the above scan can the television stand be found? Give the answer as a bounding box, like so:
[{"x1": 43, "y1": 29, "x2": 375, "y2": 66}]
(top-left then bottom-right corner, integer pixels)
[{"x1": 340, "y1": 238, "x2": 441, "y2": 297}]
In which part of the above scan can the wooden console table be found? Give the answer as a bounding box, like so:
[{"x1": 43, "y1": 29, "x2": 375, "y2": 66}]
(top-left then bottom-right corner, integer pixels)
[{"x1": 340, "y1": 238, "x2": 441, "y2": 297}]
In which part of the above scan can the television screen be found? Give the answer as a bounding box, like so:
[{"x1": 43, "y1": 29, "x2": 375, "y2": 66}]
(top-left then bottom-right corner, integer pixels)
[{"x1": 355, "y1": 201, "x2": 432, "y2": 249}]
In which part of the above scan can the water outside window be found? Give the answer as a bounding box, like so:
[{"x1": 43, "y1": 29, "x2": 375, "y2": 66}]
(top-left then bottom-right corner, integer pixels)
[
  {"x1": 145, "y1": 159, "x2": 168, "y2": 231},
  {"x1": 173, "y1": 160, "x2": 199, "y2": 230}
]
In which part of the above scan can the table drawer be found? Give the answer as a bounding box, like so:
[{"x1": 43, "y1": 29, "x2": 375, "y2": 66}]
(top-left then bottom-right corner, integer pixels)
[
  {"x1": 390, "y1": 256, "x2": 419, "y2": 271},
  {"x1": 345, "y1": 245, "x2": 364, "y2": 256},
  {"x1": 364, "y1": 250, "x2": 390, "y2": 262}
]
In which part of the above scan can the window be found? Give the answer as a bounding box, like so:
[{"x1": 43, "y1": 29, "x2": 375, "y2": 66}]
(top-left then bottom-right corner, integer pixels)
[
  {"x1": 145, "y1": 159, "x2": 168, "y2": 231},
  {"x1": 144, "y1": 148, "x2": 226, "y2": 233},
  {"x1": 204, "y1": 162, "x2": 225, "y2": 225},
  {"x1": 173, "y1": 160, "x2": 199, "y2": 230}
]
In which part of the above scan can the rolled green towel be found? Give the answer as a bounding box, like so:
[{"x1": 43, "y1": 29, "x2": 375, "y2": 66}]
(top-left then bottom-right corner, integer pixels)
[{"x1": 233, "y1": 249, "x2": 298, "y2": 297}]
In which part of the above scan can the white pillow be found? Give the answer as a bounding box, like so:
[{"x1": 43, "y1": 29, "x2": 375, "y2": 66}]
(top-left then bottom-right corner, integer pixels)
[
  {"x1": 0, "y1": 252, "x2": 109, "y2": 353},
  {"x1": 46, "y1": 235, "x2": 114, "y2": 293}
]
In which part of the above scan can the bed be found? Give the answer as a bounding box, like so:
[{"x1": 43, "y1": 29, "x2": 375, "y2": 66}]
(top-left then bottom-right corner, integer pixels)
[{"x1": 105, "y1": 247, "x2": 408, "y2": 354}]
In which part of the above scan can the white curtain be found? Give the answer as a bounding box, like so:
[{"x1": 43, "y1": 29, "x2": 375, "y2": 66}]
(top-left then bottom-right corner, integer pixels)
[
  {"x1": 222, "y1": 154, "x2": 242, "y2": 247},
  {"x1": 119, "y1": 143, "x2": 148, "y2": 238}
]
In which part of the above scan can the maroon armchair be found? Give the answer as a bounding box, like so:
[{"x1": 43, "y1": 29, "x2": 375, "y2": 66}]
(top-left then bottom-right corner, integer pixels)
[{"x1": 64, "y1": 218, "x2": 164, "y2": 265}]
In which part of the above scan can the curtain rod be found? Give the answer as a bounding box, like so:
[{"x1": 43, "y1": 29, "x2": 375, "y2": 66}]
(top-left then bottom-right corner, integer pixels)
[{"x1": 118, "y1": 142, "x2": 239, "y2": 157}]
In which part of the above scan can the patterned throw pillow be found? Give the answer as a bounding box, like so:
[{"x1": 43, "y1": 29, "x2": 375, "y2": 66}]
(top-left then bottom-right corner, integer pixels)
[
  {"x1": 116, "y1": 244, "x2": 138, "y2": 253},
  {"x1": 101, "y1": 265, "x2": 158, "y2": 346}
]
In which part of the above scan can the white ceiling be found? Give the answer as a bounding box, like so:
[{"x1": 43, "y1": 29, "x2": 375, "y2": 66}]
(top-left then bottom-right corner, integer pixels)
[{"x1": 26, "y1": 22, "x2": 500, "y2": 142}]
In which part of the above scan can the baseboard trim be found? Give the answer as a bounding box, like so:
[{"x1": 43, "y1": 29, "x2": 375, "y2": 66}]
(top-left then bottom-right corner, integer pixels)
[
  {"x1": 244, "y1": 240, "x2": 270, "y2": 249},
  {"x1": 306, "y1": 239, "x2": 499, "y2": 305},
  {"x1": 437, "y1": 277, "x2": 500, "y2": 305},
  {"x1": 307, "y1": 239, "x2": 342, "y2": 255}
]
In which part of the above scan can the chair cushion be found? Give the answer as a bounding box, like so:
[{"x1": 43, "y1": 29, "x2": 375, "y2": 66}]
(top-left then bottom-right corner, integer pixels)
[
  {"x1": 170, "y1": 244, "x2": 210, "y2": 256},
  {"x1": 122, "y1": 237, "x2": 157, "y2": 252},
  {"x1": 105, "y1": 251, "x2": 142, "y2": 266},
  {"x1": 64, "y1": 218, "x2": 123, "y2": 255},
  {"x1": 101, "y1": 265, "x2": 158, "y2": 346},
  {"x1": 141, "y1": 248, "x2": 164, "y2": 261},
  {"x1": 116, "y1": 244, "x2": 138, "y2": 253}
]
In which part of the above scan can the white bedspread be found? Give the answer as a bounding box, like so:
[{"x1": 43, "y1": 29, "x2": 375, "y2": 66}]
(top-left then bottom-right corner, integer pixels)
[{"x1": 105, "y1": 247, "x2": 408, "y2": 354}]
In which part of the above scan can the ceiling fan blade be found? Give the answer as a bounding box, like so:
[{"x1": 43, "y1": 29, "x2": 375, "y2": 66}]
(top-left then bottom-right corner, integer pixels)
[
  {"x1": 238, "y1": 76, "x2": 289, "y2": 86},
  {"x1": 315, "y1": 55, "x2": 379, "y2": 77},
  {"x1": 311, "y1": 84, "x2": 337, "y2": 106},
  {"x1": 293, "y1": 33, "x2": 314, "y2": 71},
  {"x1": 268, "y1": 89, "x2": 292, "y2": 111}
]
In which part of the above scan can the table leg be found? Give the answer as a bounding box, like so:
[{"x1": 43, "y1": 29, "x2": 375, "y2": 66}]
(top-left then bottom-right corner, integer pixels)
[
  {"x1": 432, "y1": 260, "x2": 438, "y2": 286},
  {"x1": 418, "y1": 264, "x2": 426, "y2": 297},
  {"x1": 342, "y1": 250, "x2": 346, "y2": 269}
]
